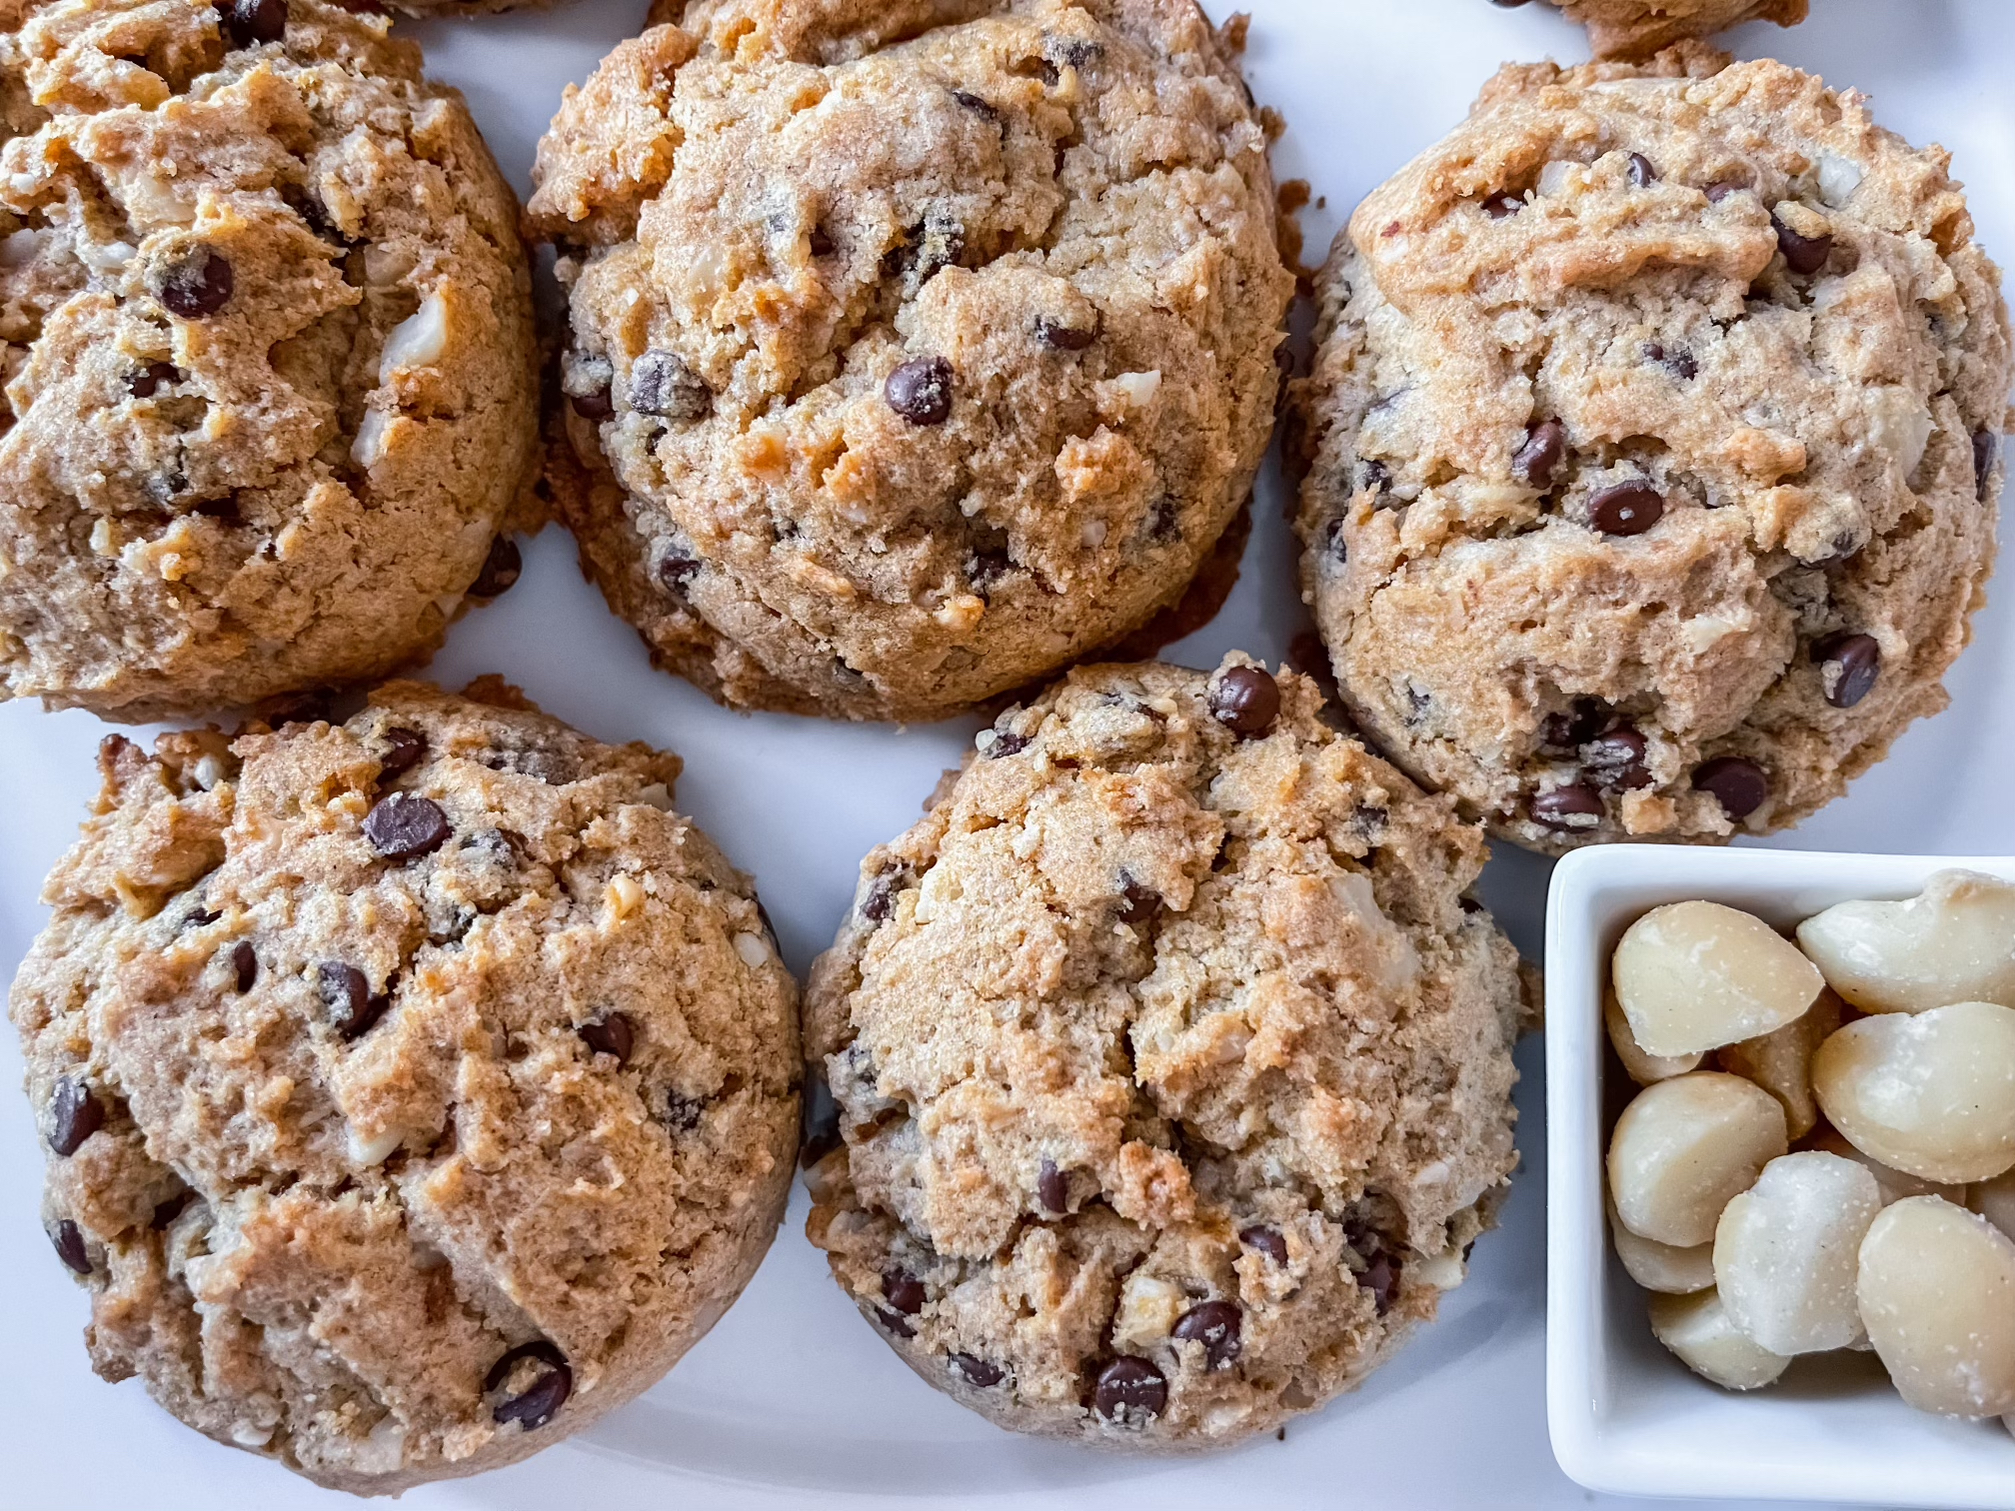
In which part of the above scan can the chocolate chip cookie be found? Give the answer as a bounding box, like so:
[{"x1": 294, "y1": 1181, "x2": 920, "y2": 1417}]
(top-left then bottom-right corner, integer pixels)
[
  {"x1": 1291, "y1": 47, "x2": 2011, "y2": 854},
  {"x1": 526, "y1": 0, "x2": 1292, "y2": 721},
  {"x1": 803, "y1": 655, "x2": 1529, "y2": 1448},
  {"x1": 10, "y1": 680, "x2": 799, "y2": 1493},
  {"x1": 0, "y1": 0, "x2": 539, "y2": 721},
  {"x1": 1527, "y1": 0, "x2": 1807, "y2": 60}
]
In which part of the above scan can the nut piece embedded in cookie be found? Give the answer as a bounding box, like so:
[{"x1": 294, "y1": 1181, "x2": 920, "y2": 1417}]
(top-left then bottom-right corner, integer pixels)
[
  {"x1": 1289, "y1": 47, "x2": 2011, "y2": 853},
  {"x1": 0, "y1": 0, "x2": 540, "y2": 720},
  {"x1": 7, "y1": 681, "x2": 799, "y2": 1493},
  {"x1": 802, "y1": 655, "x2": 1530, "y2": 1447},
  {"x1": 526, "y1": 1, "x2": 1292, "y2": 722}
]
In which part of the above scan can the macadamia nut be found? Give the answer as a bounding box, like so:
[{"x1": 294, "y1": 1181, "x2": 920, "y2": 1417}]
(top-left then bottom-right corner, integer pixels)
[
  {"x1": 1857, "y1": 1197, "x2": 2015, "y2": 1417},
  {"x1": 1804, "y1": 1126, "x2": 1967, "y2": 1206},
  {"x1": 1614, "y1": 901, "x2": 1822, "y2": 1057},
  {"x1": 1812, "y1": 1001, "x2": 2015, "y2": 1184},
  {"x1": 1610, "y1": 1199, "x2": 1715, "y2": 1294},
  {"x1": 1715, "y1": 990, "x2": 1842, "y2": 1140},
  {"x1": 1797, "y1": 871, "x2": 2015, "y2": 1015},
  {"x1": 1647, "y1": 1289, "x2": 1791, "y2": 1391},
  {"x1": 1606, "y1": 990, "x2": 1702, "y2": 1085},
  {"x1": 1713, "y1": 1152, "x2": 1881, "y2": 1354},
  {"x1": 1609, "y1": 1073, "x2": 1789, "y2": 1246},
  {"x1": 1970, "y1": 1169, "x2": 2015, "y2": 1243}
]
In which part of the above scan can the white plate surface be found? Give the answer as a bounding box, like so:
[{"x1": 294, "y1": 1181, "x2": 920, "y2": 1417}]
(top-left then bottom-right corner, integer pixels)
[{"x1": 2, "y1": 2, "x2": 2012, "y2": 1507}]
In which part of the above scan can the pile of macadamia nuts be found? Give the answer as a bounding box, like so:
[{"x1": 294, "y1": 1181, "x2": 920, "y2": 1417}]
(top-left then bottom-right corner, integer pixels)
[{"x1": 1603, "y1": 871, "x2": 2015, "y2": 1427}]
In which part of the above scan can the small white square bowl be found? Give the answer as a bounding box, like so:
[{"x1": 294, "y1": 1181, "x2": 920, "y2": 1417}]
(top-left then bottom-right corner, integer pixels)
[{"x1": 1545, "y1": 845, "x2": 2015, "y2": 1508}]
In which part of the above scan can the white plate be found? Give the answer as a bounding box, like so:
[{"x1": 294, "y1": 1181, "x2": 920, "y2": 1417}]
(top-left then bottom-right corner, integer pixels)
[{"x1": 2, "y1": 2, "x2": 2012, "y2": 1507}]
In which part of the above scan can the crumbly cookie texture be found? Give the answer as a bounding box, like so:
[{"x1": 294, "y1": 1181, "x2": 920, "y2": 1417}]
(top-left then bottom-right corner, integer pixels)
[
  {"x1": 526, "y1": 0, "x2": 1291, "y2": 722},
  {"x1": 1543, "y1": 0, "x2": 1807, "y2": 60},
  {"x1": 1290, "y1": 48, "x2": 2011, "y2": 855},
  {"x1": 804, "y1": 655, "x2": 1528, "y2": 1448},
  {"x1": 0, "y1": 0, "x2": 539, "y2": 721},
  {"x1": 10, "y1": 680, "x2": 799, "y2": 1494}
]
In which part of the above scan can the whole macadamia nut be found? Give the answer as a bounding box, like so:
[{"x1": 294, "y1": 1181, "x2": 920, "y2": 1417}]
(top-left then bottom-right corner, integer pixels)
[
  {"x1": 1610, "y1": 1199, "x2": 1715, "y2": 1294},
  {"x1": 1647, "y1": 1289, "x2": 1791, "y2": 1392},
  {"x1": 1713, "y1": 1152, "x2": 1881, "y2": 1355},
  {"x1": 1609, "y1": 1073, "x2": 1789, "y2": 1247},
  {"x1": 1607, "y1": 990, "x2": 1703, "y2": 1086},
  {"x1": 1812, "y1": 1001, "x2": 2015, "y2": 1184},
  {"x1": 1614, "y1": 902, "x2": 1822, "y2": 1058},
  {"x1": 1857, "y1": 1196, "x2": 2015, "y2": 1417},
  {"x1": 1797, "y1": 871, "x2": 2015, "y2": 1015}
]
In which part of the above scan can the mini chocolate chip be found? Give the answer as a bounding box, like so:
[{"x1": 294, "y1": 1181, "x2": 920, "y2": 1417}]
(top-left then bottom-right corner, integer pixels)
[
  {"x1": 48, "y1": 1078, "x2": 103, "y2": 1157},
  {"x1": 875, "y1": 1306, "x2": 916, "y2": 1339},
  {"x1": 631, "y1": 349, "x2": 712, "y2": 421},
  {"x1": 1489, "y1": 0, "x2": 1532, "y2": 7},
  {"x1": 1043, "y1": 35, "x2": 1103, "y2": 72},
  {"x1": 1627, "y1": 153, "x2": 1657, "y2": 188},
  {"x1": 1240, "y1": 1223, "x2": 1288, "y2": 1265},
  {"x1": 1530, "y1": 783, "x2": 1605, "y2": 831},
  {"x1": 1771, "y1": 213, "x2": 1833, "y2": 275},
  {"x1": 662, "y1": 1090, "x2": 704, "y2": 1131},
  {"x1": 1976, "y1": 430, "x2": 2000, "y2": 500},
  {"x1": 1359, "y1": 1252, "x2": 1400, "y2": 1314},
  {"x1": 1584, "y1": 725, "x2": 1653, "y2": 791},
  {"x1": 1171, "y1": 1300, "x2": 1242, "y2": 1370},
  {"x1": 579, "y1": 1012, "x2": 635, "y2": 1065},
  {"x1": 214, "y1": 0, "x2": 286, "y2": 48},
  {"x1": 264, "y1": 688, "x2": 332, "y2": 727},
  {"x1": 318, "y1": 962, "x2": 383, "y2": 1039},
  {"x1": 1816, "y1": 633, "x2": 1880, "y2": 709},
  {"x1": 1693, "y1": 755, "x2": 1770, "y2": 819},
  {"x1": 1481, "y1": 191, "x2": 1522, "y2": 219},
  {"x1": 487, "y1": 1341, "x2": 571, "y2": 1431},
  {"x1": 1359, "y1": 458, "x2": 1392, "y2": 498},
  {"x1": 363, "y1": 792, "x2": 451, "y2": 860},
  {"x1": 1542, "y1": 699, "x2": 1608, "y2": 753},
  {"x1": 157, "y1": 247, "x2": 234, "y2": 317},
  {"x1": 1644, "y1": 342, "x2": 1696, "y2": 380},
  {"x1": 1116, "y1": 871, "x2": 1161, "y2": 928},
  {"x1": 951, "y1": 89, "x2": 1001, "y2": 123},
  {"x1": 1144, "y1": 496, "x2": 1181, "y2": 541},
  {"x1": 882, "y1": 1267, "x2": 926, "y2": 1315},
  {"x1": 967, "y1": 543, "x2": 1013, "y2": 589},
  {"x1": 377, "y1": 727, "x2": 427, "y2": 777},
  {"x1": 1037, "y1": 1157, "x2": 1068, "y2": 1215},
  {"x1": 230, "y1": 941, "x2": 258, "y2": 993},
  {"x1": 152, "y1": 1191, "x2": 192, "y2": 1229},
  {"x1": 1208, "y1": 665, "x2": 1280, "y2": 738},
  {"x1": 129, "y1": 362, "x2": 178, "y2": 398},
  {"x1": 1034, "y1": 315, "x2": 1097, "y2": 351},
  {"x1": 181, "y1": 906, "x2": 220, "y2": 931},
  {"x1": 1323, "y1": 516, "x2": 1348, "y2": 566},
  {"x1": 51, "y1": 1220, "x2": 90, "y2": 1276},
  {"x1": 569, "y1": 386, "x2": 614, "y2": 421},
  {"x1": 886, "y1": 357, "x2": 954, "y2": 425},
  {"x1": 1513, "y1": 419, "x2": 1566, "y2": 489},
  {"x1": 983, "y1": 729, "x2": 1030, "y2": 760},
  {"x1": 470, "y1": 536, "x2": 521, "y2": 598},
  {"x1": 1093, "y1": 1357, "x2": 1167, "y2": 1424},
  {"x1": 950, "y1": 1353, "x2": 1005, "y2": 1387},
  {"x1": 1705, "y1": 181, "x2": 1741, "y2": 204},
  {"x1": 657, "y1": 541, "x2": 703, "y2": 593},
  {"x1": 860, "y1": 868, "x2": 905, "y2": 924},
  {"x1": 1586, "y1": 480, "x2": 1665, "y2": 536}
]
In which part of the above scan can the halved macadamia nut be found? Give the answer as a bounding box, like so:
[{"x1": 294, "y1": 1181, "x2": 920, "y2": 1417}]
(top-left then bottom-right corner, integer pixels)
[
  {"x1": 1609, "y1": 1073, "x2": 1789, "y2": 1247},
  {"x1": 1715, "y1": 990, "x2": 1842, "y2": 1140},
  {"x1": 1610, "y1": 1198, "x2": 1715, "y2": 1294},
  {"x1": 1857, "y1": 1196, "x2": 2015, "y2": 1417},
  {"x1": 1970, "y1": 1169, "x2": 2015, "y2": 1243},
  {"x1": 1647, "y1": 1288, "x2": 1791, "y2": 1392},
  {"x1": 1606, "y1": 989, "x2": 1703, "y2": 1086},
  {"x1": 1614, "y1": 901, "x2": 1823, "y2": 1057},
  {"x1": 1797, "y1": 871, "x2": 2015, "y2": 1015},
  {"x1": 1713, "y1": 1151, "x2": 1881, "y2": 1355},
  {"x1": 1812, "y1": 1001, "x2": 2015, "y2": 1184},
  {"x1": 1804, "y1": 1125, "x2": 1967, "y2": 1206}
]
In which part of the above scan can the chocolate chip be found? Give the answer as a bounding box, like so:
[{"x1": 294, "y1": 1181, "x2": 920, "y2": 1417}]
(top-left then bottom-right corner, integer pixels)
[
  {"x1": 1240, "y1": 1223, "x2": 1288, "y2": 1265},
  {"x1": 377, "y1": 727, "x2": 427, "y2": 777},
  {"x1": 967, "y1": 542, "x2": 1013, "y2": 590},
  {"x1": 882, "y1": 1267, "x2": 926, "y2": 1316},
  {"x1": 181, "y1": 906, "x2": 221, "y2": 931},
  {"x1": 1116, "y1": 871, "x2": 1161, "y2": 929},
  {"x1": 214, "y1": 0, "x2": 286, "y2": 48},
  {"x1": 1542, "y1": 699, "x2": 1607, "y2": 753},
  {"x1": 951, "y1": 89, "x2": 1001, "y2": 124},
  {"x1": 1322, "y1": 516, "x2": 1348, "y2": 566},
  {"x1": 469, "y1": 536, "x2": 521, "y2": 598},
  {"x1": 579, "y1": 1012, "x2": 635, "y2": 1065},
  {"x1": 1584, "y1": 725, "x2": 1653, "y2": 791},
  {"x1": 1043, "y1": 35, "x2": 1103, "y2": 73},
  {"x1": 860, "y1": 867, "x2": 905, "y2": 924},
  {"x1": 983, "y1": 729, "x2": 1030, "y2": 760},
  {"x1": 1481, "y1": 191, "x2": 1522, "y2": 219},
  {"x1": 1586, "y1": 480, "x2": 1665, "y2": 536},
  {"x1": 1530, "y1": 783, "x2": 1605, "y2": 831},
  {"x1": 319, "y1": 962, "x2": 384, "y2": 1039},
  {"x1": 1705, "y1": 181, "x2": 1742, "y2": 204},
  {"x1": 48, "y1": 1078, "x2": 103, "y2": 1157},
  {"x1": 363, "y1": 792, "x2": 451, "y2": 860},
  {"x1": 50, "y1": 1220, "x2": 90, "y2": 1276},
  {"x1": 656, "y1": 540, "x2": 703, "y2": 593},
  {"x1": 1171, "y1": 1300, "x2": 1242, "y2": 1370},
  {"x1": 661, "y1": 1090, "x2": 704, "y2": 1131},
  {"x1": 1693, "y1": 755, "x2": 1770, "y2": 819},
  {"x1": 230, "y1": 941, "x2": 258, "y2": 992},
  {"x1": 1037, "y1": 1157, "x2": 1068, "y2": 1215},
  {"x1": 631, "y1": 349, "x2": 712, "y2": 421},
  {"x1": 1627, "y1": 153, "x2": 1657, "y2": 188},
  {"x1": 1976, "y1": 430, "x2": 2000, "y2": 500},
  {"x1": 875, "y1": 1306, "x2": 916, "y2": 1338},
  {"x1": 569, "y1": 386, "x2": 614, "y2": 421},
  {"x1": 950, "y1": 1353, "x2": 1005, "y2": 1387},
  {"x1": 1489, "y1": 0, "x2": 1532, "y2": 6},
  {"x1": 1644, "y1": 342, "x2": 1696, "y2": 380},
  {"x1": 264, "y1": 688, "x2": 331, "y2": 727},
  {"x1": 1816, "y1": 633, "x2": 1880, "y2": 709},
  {"x1": 157, "y1": 247, "x2": 233, "y2": 317},
  {"x1": 486, "y1": 1341, "x2": 571, "y2": 1431},
  {"x1": 1208, "y1": 665, "x2": 1280, "y2": 738},
  {"x1": 1359, "y1": 1252, "x2": 1400, "y2": 1314},
  {"x1": 886, "y1": 357, "x2": 954, "y2": 425},
  {"x1": 1771, "y1": 213, "x2": 1833, "y2": 275},
  {"x1": 1513, "y1": 419, "x2": 1566, "y2": 489},
  {"x1": 129, "y1": 362, "x2": 178, "y2": 398},
  {"x1": 1035, "y1": 315, "x2": 1098, "y2": 351},
  {"x1": 1359, "y1": 458, "x2": 1392, "y2": 499},
  {"x1": 1093, "y1": 1357, "x2": 1166, "y2": 1424}
]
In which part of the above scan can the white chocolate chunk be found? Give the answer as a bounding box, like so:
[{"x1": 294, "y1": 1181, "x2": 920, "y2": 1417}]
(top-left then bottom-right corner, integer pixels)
[
  {"x1": 1614, "y1": 901, "x2": 1822, "y2": 1056},
  {"x1": 379, "y1": 294, "x2": 449, "y2": 384},
  {"x1": 1811, "y1": 1001, "x2": 2015, "y2": 1183},
  {"x1": 1606, "y1": 990, "x2": 1701, "y2": 1085},
  {"x1": 1608, "y1": 1073, "x2": 1788, "y2": 1247},
  {"x1": 1714, "y1": 990, "x2": 1841, "y2": 1139},
  {"x1": 1713, "y1": 1151, "x2": 1880, "y2": 1354},
  {"x1": 1647, "y1": 1288, "x2": 1791, "y2": 1392},
  {"x1": 1805, "y1": 1125, "x2": 1967, "y2": 1206},
  {"x1": 1857, "y1": 1196, "x2": 2015, "y2": 1417},
  {"x1": 1970, "y1": 1169, "x2": 2015, "y2": 1242},
  {"x1": 1610, "y1": 1198, "x2": 1714, "y2": 1294},
  {"x1": 1796, "y1": 870, "x2": 2015, "y2": 1014}
]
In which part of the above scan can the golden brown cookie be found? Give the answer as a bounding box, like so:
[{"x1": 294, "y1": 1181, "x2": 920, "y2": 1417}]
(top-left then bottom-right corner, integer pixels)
[
  {"x1": 0, "y1": 0, "x2": 539, "y2": 720},
  {"x1": 1521, "y1": 0, "x2": 1807, "y2": 60},
  {"x1": 10, "y1": 681, "x2": 799, "y2": 1492},
  {"x1": 1291, "y1": 48, "x2": 2011, "y2": 854},
  {"x1": 526, "y1": 0, "x2": 1292, "y2": 722},
  {"x1": 804, "y1": 655, "x2": 1529, "y2": 1447}
]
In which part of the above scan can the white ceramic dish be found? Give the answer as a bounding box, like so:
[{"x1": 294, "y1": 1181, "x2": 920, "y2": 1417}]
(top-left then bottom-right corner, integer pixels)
[{"x1": 1546, "y1": 847, "x2": 2015, "y2": 1510}]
